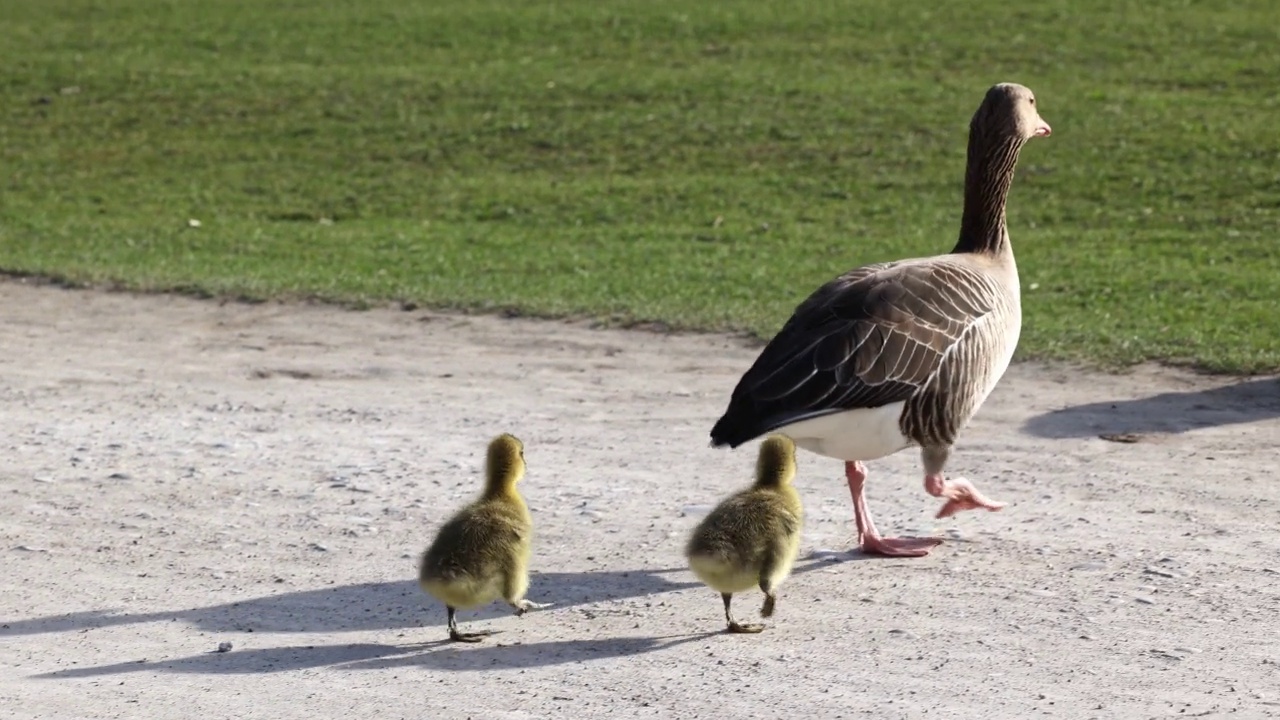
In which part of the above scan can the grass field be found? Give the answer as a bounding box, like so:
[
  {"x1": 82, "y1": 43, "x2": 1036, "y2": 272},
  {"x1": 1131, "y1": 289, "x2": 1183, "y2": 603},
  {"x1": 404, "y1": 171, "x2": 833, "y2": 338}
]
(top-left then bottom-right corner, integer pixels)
[{"x1": 1, "y1": 0, "x2": 1278, "y2": 372}]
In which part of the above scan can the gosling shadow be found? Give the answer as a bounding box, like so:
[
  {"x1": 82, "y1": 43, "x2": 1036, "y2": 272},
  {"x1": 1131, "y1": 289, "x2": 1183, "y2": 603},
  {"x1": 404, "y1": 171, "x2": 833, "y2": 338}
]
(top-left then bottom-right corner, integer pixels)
[
  {"x1": 0, "y1": 567, "x2": 700, "y2": 636},
  {"x1": 32, "y1": 633, "x2": 722, "y2": 678},
  {"x1": 32, "y1": 642, "x2": 447, "y2": 679},
  {"x1": 340, "y1": 632, "x2": 720, "y2": 672},
  {"x1": 1021, "y1": 376, "x2": 1280, "y2": 439},
  {"x1": 3, "y1": 557, "x2": 858, "y2": 638}
]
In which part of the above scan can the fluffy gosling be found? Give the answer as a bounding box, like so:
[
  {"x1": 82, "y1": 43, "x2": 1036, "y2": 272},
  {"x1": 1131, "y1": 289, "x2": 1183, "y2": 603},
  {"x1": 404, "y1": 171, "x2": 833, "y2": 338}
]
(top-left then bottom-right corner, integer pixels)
[
  {"x1": 686, "y1": 434, "x2": 803, "y2": 633},
  {"x1": 419, "y1": 433, "x2": 548, "y2": 642}
]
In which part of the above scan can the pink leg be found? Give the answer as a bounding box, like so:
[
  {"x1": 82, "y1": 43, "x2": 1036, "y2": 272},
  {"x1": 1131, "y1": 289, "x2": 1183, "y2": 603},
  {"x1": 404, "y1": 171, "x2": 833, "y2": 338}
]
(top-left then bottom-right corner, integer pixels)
[
  {"x1": 925, "y1": 473, "x2": 1007, "y2": 519},
  {"x1": 846, "y1": 461, "x2": 941, "y2": 558}
]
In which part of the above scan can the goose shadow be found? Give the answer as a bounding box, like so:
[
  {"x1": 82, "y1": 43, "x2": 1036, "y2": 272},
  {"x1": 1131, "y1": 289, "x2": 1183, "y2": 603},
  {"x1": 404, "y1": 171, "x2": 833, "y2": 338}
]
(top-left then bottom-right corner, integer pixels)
[
  {"x1": 32, "y1": 633, "x2": 722, "y2": 679},
  {"x1": 1021, "y1": 376, "x2": 1280, "y2": 439},
  {"x1": 1, "y1": 558, "x2": 845, "y2": 637}
]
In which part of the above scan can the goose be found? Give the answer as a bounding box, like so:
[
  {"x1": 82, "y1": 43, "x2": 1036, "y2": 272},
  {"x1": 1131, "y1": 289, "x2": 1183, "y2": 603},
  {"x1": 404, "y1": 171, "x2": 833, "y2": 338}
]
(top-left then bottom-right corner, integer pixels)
[
  {"x1": 419, "y1": 433, "x2": 550, "y2": 642},
  {"x1": 686, "y1": 434, "x2": 804, "y2": 633},
  {"x1": 709, "y1": 83, "x2": 1051, "y2": 557}
]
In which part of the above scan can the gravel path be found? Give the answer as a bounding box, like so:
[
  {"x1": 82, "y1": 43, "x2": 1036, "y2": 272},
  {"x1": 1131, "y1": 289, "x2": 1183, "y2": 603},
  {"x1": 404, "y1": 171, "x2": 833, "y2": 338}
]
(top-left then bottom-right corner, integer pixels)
[{"x1": 3, "y1": 279, "x2": 1279, "y2": 719}]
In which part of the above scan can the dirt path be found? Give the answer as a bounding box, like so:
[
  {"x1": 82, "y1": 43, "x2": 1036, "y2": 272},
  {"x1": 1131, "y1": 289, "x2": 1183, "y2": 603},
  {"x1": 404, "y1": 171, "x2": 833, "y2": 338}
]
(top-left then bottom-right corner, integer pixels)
[{"x1": 2, "y1": 278, "x2": 1278, "y2": 719}]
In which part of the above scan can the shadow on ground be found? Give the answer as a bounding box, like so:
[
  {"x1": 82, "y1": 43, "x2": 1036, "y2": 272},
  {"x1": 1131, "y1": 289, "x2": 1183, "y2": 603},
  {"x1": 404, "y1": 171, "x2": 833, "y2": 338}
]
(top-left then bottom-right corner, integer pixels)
[
  {"x1": 32, "y1": 633, "x2": 721, "y2": 678},
  {"x1": 1021, "y1": 376, "x2": 1280, "y2": 439},
  {"x1": 3, "y1": 557, "x2": 851, "y2": 637}
]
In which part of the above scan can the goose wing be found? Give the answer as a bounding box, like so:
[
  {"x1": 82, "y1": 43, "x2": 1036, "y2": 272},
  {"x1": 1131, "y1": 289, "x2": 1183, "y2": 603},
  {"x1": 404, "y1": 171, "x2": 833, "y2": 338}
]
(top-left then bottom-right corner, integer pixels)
[{"x1": 710, "y1": 258, "x2": 1002, "y2": 446}]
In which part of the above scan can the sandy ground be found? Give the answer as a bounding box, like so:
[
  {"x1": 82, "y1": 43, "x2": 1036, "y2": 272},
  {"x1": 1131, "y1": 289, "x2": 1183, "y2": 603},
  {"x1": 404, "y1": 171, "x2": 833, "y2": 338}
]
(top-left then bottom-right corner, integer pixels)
[{"x1": 2, "y1": 277, "x2": 1279, "y2": 720}]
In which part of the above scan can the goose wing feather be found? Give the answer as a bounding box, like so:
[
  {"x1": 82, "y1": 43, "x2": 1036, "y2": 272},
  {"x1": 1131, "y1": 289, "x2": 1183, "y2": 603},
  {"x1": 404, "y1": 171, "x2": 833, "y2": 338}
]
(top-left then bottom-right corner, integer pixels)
[{"x1": 711, "y1": 258, "x2": 1003, "y2": 445}]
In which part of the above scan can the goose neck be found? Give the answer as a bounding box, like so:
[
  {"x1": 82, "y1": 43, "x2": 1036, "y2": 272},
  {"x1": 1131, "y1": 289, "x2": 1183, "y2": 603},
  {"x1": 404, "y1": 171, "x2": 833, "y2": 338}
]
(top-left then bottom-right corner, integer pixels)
[{"x1": 954, "y1": 133, "x2": 1024, "y2": 256}]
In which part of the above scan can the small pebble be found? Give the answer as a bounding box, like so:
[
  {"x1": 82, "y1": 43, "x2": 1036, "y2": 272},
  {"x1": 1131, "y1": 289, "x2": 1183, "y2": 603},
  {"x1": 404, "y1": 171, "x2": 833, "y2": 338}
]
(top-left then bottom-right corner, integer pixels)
[
  {"x1": 216, "y1": 642, "x2": 233, "y2": 653},
  {"x1": 1134, "y1": 596, "x2": 1156, "y2": 605}
]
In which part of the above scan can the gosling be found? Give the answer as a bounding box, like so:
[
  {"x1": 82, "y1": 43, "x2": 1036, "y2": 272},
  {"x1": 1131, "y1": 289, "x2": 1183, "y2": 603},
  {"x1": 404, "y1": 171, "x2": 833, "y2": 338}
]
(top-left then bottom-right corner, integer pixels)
[
  {"x1": 686, "y1": 434, "x2": 803, "y2": 633},
  {"x1": 419, "y1": 433, "x2": 549, "y2": 642}
]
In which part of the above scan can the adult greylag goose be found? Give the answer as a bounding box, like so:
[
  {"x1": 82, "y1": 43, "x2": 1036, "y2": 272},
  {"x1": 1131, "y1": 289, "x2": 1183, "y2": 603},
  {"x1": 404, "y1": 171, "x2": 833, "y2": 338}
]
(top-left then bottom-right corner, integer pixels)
[{"x1": 709, "y1": 83, "x2": 1051, "y2": 557}]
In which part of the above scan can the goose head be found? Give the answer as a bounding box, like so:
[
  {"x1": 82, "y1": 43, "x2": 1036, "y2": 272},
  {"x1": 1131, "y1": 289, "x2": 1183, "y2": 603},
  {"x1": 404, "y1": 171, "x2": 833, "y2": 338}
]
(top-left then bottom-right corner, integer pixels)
[{"x1": 973, "y1": 83, "x2": 1052, "y2": 144}]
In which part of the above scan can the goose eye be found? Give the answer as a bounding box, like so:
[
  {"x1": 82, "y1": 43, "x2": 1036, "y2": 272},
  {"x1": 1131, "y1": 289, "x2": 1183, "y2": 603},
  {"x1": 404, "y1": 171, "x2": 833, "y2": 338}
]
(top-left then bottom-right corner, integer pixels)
[{"x1": 1029, "y1": 97, "x2": 1036, "y2": 106}]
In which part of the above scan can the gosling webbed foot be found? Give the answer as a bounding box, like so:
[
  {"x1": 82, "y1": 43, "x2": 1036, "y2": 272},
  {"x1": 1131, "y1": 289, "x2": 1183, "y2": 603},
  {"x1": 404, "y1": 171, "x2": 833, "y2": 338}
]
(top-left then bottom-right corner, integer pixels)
[
  {"x1": 448, "y1": 628, "x2": 491, "y2": 643},
  {"x1": 511, "y1": 599, "x2": 553, "y2": 616},
  {"x1": 722, "y1": 592, "x2": 766, "y2": 634},
  {"x1": 445, "y1": 605, "x2": 492, "y2": 642},
  {"x1": 760, "y1": 592, "x2": 777, "y2": 618}
]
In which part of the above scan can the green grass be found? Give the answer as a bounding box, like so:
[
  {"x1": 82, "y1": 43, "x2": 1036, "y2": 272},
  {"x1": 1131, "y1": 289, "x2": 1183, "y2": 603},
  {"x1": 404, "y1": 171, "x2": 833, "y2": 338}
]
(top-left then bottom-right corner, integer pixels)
[{"x1": 2, "y1": 0, "x2": 1278, "y2": 372}]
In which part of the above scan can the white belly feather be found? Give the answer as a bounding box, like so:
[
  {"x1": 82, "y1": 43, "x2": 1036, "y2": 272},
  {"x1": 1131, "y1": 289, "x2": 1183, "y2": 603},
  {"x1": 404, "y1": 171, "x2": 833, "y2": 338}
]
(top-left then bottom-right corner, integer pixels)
[
  {"x1": 773, "y1": 312, "x2": 1019, "y2": 463},
  {"x1": 777, "y1": 402, "x2": 913, "y2": 462}
]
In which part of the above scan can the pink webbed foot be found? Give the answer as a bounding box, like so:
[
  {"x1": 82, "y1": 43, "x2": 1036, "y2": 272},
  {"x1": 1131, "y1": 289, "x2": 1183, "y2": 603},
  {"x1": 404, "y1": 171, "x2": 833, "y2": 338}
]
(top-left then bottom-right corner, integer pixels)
[
  {"x1": 926, "y1": 475, "x2": 1007, "y2": 519},
  {"x1": 859, "y1": 534, "x2": 943, "y2": 558},
  {"x1": 846, "y1": 461, "x2": 943, "y2": 558}
]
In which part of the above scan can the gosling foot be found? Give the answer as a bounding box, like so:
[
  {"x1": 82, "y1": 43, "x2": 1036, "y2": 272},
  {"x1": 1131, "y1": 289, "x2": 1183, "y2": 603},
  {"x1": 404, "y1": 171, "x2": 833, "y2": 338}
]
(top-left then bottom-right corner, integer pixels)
[
  {"x1": 448, "y1": 629, "x2": 492, "y2": 643},
  {"x1": 511, "y1": 600, "x2": 554, "y2": 616},
  {"x1": 722, "y1": 593, "x2": 765, "y2": 634}
]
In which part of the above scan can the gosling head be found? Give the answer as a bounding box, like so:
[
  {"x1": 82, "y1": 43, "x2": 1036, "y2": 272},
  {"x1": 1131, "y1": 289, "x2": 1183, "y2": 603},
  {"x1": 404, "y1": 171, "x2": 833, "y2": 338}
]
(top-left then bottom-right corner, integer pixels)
[
  {"x1": 484, "y1": 433, "x2": 526, "y2": 492},
  {"x1": 754, "y1": 434, "x2": 797, "y2": 489}
]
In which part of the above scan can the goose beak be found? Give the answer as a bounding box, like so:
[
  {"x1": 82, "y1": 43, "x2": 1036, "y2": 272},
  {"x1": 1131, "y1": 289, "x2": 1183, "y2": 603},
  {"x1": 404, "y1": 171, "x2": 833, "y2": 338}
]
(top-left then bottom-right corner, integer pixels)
[{"x1": 1033, "y1": 119, "x2": 1052, "y2": 137}]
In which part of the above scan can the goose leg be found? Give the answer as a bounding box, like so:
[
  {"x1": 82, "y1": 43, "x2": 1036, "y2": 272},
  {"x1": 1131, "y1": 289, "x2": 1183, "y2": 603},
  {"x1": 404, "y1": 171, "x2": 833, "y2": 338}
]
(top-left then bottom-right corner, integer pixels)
[
  {"x1": 446, "y1": 606, "x2": 490, "y2": 643},
  {"x1": 723, "y1": 593, "x2": 764, "y2": 634},
  {"x1": 759, "y1": 575, "x2": 777, "y2": 618},
  {"x1": 921, "y1": 446, "x2": 1006, "y2": 519},
  {"x1": 925, "y1": 474, "x2": 1007, "y2": 518},
  {"x1": 845, "y1": 461, "x2": 941, "y2": 557}
]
